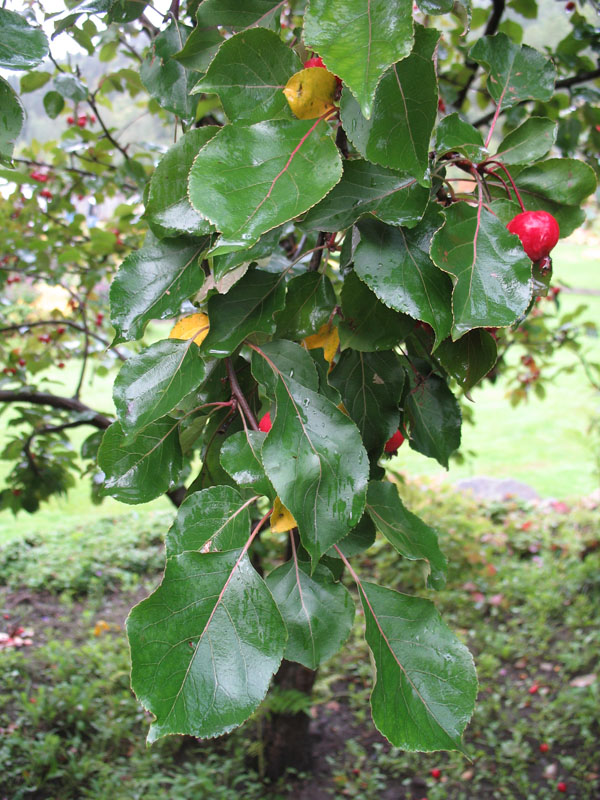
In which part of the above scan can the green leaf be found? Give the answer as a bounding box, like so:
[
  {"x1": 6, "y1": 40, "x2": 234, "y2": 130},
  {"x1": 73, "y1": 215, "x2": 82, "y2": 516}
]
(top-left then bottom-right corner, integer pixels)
[
  {"x1": 108, "y1": 0, "x2": 148, "y2": 23},
  {"x1": 261, "y1": 375, "x2": 368, "y2": 565},
  {"x1": 435, "y1": 329, "x2": 498, "y2": 392},
  {"x1": 275, "y1": 272, "x2": 336, "y2": 340},
  {"x1": 0, "y1": 77, "x2": 24, "y2": 164},
  {"x1": 20, "y1": 70, "x2": 50, "y2": 93},
  {"x1": 512, "y1": 158, "x2": 597, "y2": 237},
  {"x1": 416, "y1": 0, "x2": 453, "y2": 13},
  {"x1": 329, "y1": 513, "x2": 377, "y2": 558},
  {"x1": 110, "y1": 234, "x2": 210, "y2": 344},
  {"x1": 42, "y1": 90, "x2": 64, "y2": 119},
  {"x1": 220, "y1": 430, "x2": 274, "y2": 498},
  {"x1": 166, "y1": 485, "x2": 252, "y2": 557},
  {"x1": 141, "y1": 21, "x2": 196, "y2": 119},
  {"x1": 251, "y1": 339, "x2": 319, "y2": 397},
  {"x1": 113, "y1": 340, "x2": 207, "y2": 437},
  {"x1": 212, "y1": 226, "x2": 284, "y2": 281},
  {"x1": 266, "y1": 558, "x2": 355, "y2": 669},
  {"x1": 98, "y1": 418, "x2": 182, "y2": 504},
  {"x1": 202, "y1": 268, "x2": 286, "y2": 357},
  {"x1": 0, "y1": 9, "x2": 48, "y2": 70},
  {"x1": 366, "y1": 481, "x2": 446, "y2": 589},
  {"x1": 53, "y1": 73, "x2": 87, "y2": 102},
  {"x1": 340, "y1": 26, "x2": 439, "y2": 183},
  {"x1": 469, "y1": 33, "x2": 555, "y2": 110},
  {"x1": 301, "y1": 159, "x2": 430, "y2": 233},
  {"x1": 189, "y1": 119, "x2": 343, "y2": 250},
  {"x1": 338, "y1": 271, "x2": 414, "y2": 353},
  {"x1": 146, "y1": 128, "x2": 218, "y2": 239},
  {"x1": 303, "y1": 0, "x2": 414, "y2": 120},
  {"x1": 495, "y1": 117, "x2": 556, "y2": 165},
  {"x1": 353, "y1": 209, "x2": 453, "y2": 348},
  {"x1": 430, "y1": 203, "x2": 532, "y2": 339},
  {"x1": 127, "y1": 549, "x2": 286, "y2": 742},
  {"x1": 175, "y1": 0, "x2": 283, "y2": 72},
  {"x1": 191, "y1": 28, "x2": 300, "y2": 124},
  {"x1": 405, "y1": 369, "x2": 461, "y2": 468},
  {"x1": 330, "y1": 350, "x2": 405, "y2": 457},
  {"x1": 435, "y1": 113, "x2": 486, "y2": 161},
  {"x1": 359, "y1": 581, "x2": 477, "y2": 750}
]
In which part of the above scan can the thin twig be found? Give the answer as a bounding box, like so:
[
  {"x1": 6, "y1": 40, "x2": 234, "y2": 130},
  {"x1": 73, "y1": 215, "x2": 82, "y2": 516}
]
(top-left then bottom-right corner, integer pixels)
[
  {"x1": 225, "y1": 357, "x2": 259, "y2": 431},
  {"x1": 0, "y1": 319, "x2": 125, "y2": 360}
]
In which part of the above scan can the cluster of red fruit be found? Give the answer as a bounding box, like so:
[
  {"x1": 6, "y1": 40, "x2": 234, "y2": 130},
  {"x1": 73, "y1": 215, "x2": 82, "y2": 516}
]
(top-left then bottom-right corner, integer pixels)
[
  {"x1": 30, "y1": 171, "x2": 49, "y2": 183},
  {"x1": 6, "y1": 275, "x2": 21, "y2": 285},
  {"x1": 519, "y1": 354, "x2": 540, "y2": 386},
  {"x1": 66, "y1": 113, "x2": 96, "y2": 128},
  {"x1": 259, "y1": 412, "x2": 406, "y2": 455}
]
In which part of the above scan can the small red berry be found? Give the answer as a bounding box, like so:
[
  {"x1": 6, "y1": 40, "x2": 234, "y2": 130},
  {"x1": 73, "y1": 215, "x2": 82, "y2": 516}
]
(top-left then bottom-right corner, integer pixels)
[
  {"x1": 565, "y1": 1, "x2": 575, "y2": 9},
  {"x1": 539, "y1": 742, "x2": 549, "y2": 753},
  {"x1": 56, "y1": 326, "x2": 66, "y2": 335},
  {"x1": 67, "y1": 116, "x2": 74, "y2": 125},
  {"x1": 58, "y1": 362, "x2": 65, "y2": 369},
  {"x1": 528, "y1": 683, "x2": 539, "y2": 694},
  {"x1": 77, "y1": 115, "x2": 87, "y2": 128},
  {"x1": 38, "y1": 334, "x2": 51, "y2": 344},
  {"x1": 438, "y1": 97, "x2": 446, "y2": 113},
  {"x1": 40, "y1": 189, "x2": 53, "y2": 200},
  {"x1": 430, "y1": 768, "x2": 441, "y2": 779},
  {"x1": 384, "y1": 429, "x2": 405, "y2": 454},
  {"x1": 3, "y1": 367, "x2": 16, "y2": 375},
  {"x1": 258, "y1": 412, "x2": 272, "y2": 433},
  {"x1": 18, "y1": 358, "x2": 26, "y2": 367},
  {"x1": 557, "y1": 782, "x2": 567, "y2": 793},
  {"x1": 507, "y1": 211, "x2": 560, "y2": 263},
  {"x1": 30, "y1": 171, "x2": 49, "y2": 183},
  {"x1": 88, "y1": 113, "x2": 96, "y2": 123}
]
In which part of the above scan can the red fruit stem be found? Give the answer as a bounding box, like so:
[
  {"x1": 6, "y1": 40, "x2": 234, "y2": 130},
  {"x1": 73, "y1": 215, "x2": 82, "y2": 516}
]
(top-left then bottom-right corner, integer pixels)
[
  {"x1": 482, "y1": 160, "x2": 525, "y2": 212},
  {"x1": 484, "y1": 101, "x2": 503, "y2": 149}
]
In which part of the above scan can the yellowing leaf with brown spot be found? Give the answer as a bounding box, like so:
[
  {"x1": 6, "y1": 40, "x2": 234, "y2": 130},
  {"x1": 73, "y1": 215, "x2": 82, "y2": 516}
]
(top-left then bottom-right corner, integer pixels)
[
  {"x1": 283, "y1": 67, "x2": 337, "y2": 120},
  {"x1": 302, "y1": 321, "x2": 339, "y2": 366},
  {"x1": 271, "y1": 497, "x2": 297, "y2": 533},
  {"x1": 169, "y1": 312, "x2": 210, "y2": 346}
]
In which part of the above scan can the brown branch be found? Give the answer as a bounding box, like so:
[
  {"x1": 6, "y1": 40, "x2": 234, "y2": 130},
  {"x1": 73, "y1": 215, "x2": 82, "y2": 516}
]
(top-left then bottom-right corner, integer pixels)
[
  {"x1": 225, "y1": 358, "x2": 259, "y2": 431},
  {"x1": 87, "y1": 97, "x2": 131, "y2": 162}
]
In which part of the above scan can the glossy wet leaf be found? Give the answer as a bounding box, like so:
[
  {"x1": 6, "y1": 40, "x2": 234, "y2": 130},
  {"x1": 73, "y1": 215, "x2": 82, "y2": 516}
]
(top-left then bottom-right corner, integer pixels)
[
  {"x1": 166, "y1": 485, "x2": 252, "y2": 557},
  {"x1": 251, "y1": 339, "x2": 319, "y2": 398},
  {"x1": 113, "y1": 340, "x2": 207, "y2": 436},
  {"x1": 340, "y1": 26, "x2": 439, "y2": 182},
  {"x1": 354, "y1": 209, "x2": 453, "y2": 348},
  {"x1": 42, "y1": 90, "x2": 64, "y2": 119},
  {"x1": 127, "y1": 549, "x2": 286, "y2": 742},
  {"x1": 416, "y1": 0, "x2": 453, "y2": 13},
  {"x1": 328, "y1": 513, "x2": 377, "y2": 558},
  {"x1": 469, "y1": 33, "x2": 555, "y2": 110},
  {"x1": 301, "y1": 159, "x2": 429, "y2": 232},
  {"x1": 435, "y1": 113, "x2": 486, "y2": 162},
  {"x1": 330, "y1": 350, "x2": 405, "y2": 457},
  {"x1": 275, "y1": 272, "x2": 337, "y2": 340},
  {"x1": 359, "y1": 581, "x2": 477, "y2": 750},
  {"x1": 175, "y1": 0, "x2": 283, "y2": 72},
  {"x1": 98, "y1": 418, "x2": 182, "y2": 504},
  {"x1": 0, "y1": 78, "x2": 24, "y2": 164},
  {"x1": 110, "y1": 234, "x2": 210, "y2": 344},
  {"x1": 303, "y1": 0, "x2": 414, "y2": 119},
  {"x1": 366, "y1": 481, "x2": 446, "y2": 589},
  {"x1": 495, "y1": 117, "x2": 556, "y2": 165},
  {"x1": 53, "y1": 73, "x2": 87, "y2": 101},
  {"x1": 220, "y1": 430, "x2": 274, "y2": 498},
  {"x1": 284, "y1": 67, "x2": 337, "y2": 120},
  {"x1": 261, "y1": 375, "x2": 368, "y2": 565},
  {"x1": 141, "y1": 21, "x2": 196, "y2": 119},
  {"x1": 189, "y1": 119, "x2": 342, "y2": 250},
  {"x1": 193, "y1": 29, "x2": 300, "y2": 124},
  {"x1": 338, "y1": 272, "x2": 414, "y2": 353},
  {"x1": 0, "y1": 9, "x2": 48, "y2": 70},
  {"x1": 266, "y1": 558, "x2": 355, "y2": 669},
  {"x1": 405, "y1": 369, "x2": 461, "y2": 468},
  {"x1": 202, "y1": 269, "x2": 286, "y2": 357},
  {"x1": 146, "y1": 127, "x2": 218, "y2": 239},
  {"x1": 435, "y1": 329, "x2": 498, "y2": 392},
  {"x1": 430, "y1": 202, "x2": 532, "y2": 339}
]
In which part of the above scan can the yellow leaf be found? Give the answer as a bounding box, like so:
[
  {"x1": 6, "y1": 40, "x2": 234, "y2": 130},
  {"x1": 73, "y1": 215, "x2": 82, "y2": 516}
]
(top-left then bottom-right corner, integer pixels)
[
  {"x1": 169, "y1": 312, "x2": 210, "y2": 346},
  {"x1": 283, "y1": 67, "x2": 337, "y2": 120},
  {"x1": 302, "y1": 321, "x2": 339, "y2": 366},
  {"x1": 271, "y1": 497, "x2": 297, "y2": 533},
  {"x1": 93, "y1": 620, "x2": 110, "y2": 637}
]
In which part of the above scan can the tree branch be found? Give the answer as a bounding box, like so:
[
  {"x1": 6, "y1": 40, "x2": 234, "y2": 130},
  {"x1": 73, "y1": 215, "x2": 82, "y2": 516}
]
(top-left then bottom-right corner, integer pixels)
[
  {"x1": 225, "y1": 358, "x2": 259, "y2": 431},
  {"x1": 454, "y1": 0, "x2": 505, "y2": 109}
]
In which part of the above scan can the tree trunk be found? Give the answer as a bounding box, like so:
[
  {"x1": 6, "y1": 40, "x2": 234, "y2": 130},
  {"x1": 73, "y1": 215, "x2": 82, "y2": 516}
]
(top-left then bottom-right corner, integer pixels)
[{"x1": 260, "y1": 660, "x2": 317, "y2": 780}]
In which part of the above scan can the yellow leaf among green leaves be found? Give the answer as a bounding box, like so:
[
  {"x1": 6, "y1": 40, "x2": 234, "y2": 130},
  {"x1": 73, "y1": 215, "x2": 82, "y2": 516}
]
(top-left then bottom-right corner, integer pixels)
[
  {"x1": 169, "y1": 312, "x2": 210, "y2": 346},
  {"x1": 271, "y1": 496, "x2": 297, "y2": 533},
  {"x1": 283, "y1": 67, "x2": 337, "y2": 120}
]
